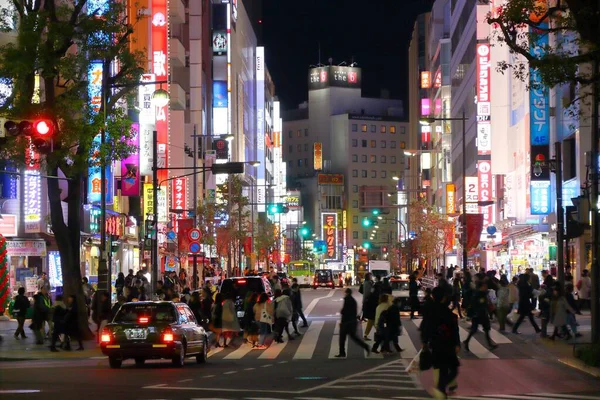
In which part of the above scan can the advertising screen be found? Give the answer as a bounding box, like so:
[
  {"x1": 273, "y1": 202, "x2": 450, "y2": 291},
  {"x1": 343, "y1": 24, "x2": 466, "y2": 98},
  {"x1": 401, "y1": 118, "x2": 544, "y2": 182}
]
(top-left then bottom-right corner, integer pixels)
[{"x1": 308, "y1": 66, "x2": 361, "y2": 90}]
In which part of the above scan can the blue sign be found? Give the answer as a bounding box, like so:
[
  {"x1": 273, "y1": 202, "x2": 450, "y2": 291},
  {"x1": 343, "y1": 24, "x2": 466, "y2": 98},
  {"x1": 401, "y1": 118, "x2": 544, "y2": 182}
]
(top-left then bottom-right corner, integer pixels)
[
  {"x1": 213, "y1": 81, "x2": 228, "y2": 108},
  {"x1": 87, "y1": 134, "x2": 114, "y2": 204},
  {"x1": 0, "y1": 163, "x2": 18, "y2": 199},
  {"x1": 189, "y1": 242, "x2": 201, "y2": 254},
  {"x1": 531, "y1": 181, "x2": 551, "y2": 215},
  {"x1": 529, "y1": 23, "x2": 550, "y2": 147},
  {"x1": 562, "y1": 179, "x2": 579, "y2": 207},
  {"x1": 167, "y1": 231, "x2": 176, "y2": 240},
  {"x1": 486, "y1": 226, "x2": 497, "y2": 235}
]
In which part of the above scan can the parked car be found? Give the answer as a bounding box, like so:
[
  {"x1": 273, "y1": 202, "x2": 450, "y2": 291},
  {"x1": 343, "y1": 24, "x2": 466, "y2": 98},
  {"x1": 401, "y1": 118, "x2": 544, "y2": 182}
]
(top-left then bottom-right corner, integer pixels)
[
  {"x1": 219, "y1": 276, "x2": 273, "y2": 324},
  {"x1": 100, "y1": 301, "x2": 209, "y2": 369},
  {"x1": 313, "y1": 269, "x2": 334, "y2": 289},
  {"x1": 389, "y1": 275, "x2": 425, "y2": 312}
]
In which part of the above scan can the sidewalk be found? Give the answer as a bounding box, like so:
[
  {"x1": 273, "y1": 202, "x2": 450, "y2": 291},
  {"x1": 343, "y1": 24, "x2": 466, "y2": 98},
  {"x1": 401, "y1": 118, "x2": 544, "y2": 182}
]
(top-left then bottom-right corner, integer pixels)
[{"x1": 0, "y1": 318, "x2": 103, "y2": 361}]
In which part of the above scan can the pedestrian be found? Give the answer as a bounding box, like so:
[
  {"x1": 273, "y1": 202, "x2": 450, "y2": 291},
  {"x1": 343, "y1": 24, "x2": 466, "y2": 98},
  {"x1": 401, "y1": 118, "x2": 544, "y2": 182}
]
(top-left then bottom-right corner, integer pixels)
[
  {"x1": 243, "y1": 293, "x2": 259, "y2": 346},
  {"x1": 420, "y1": 286, "x2": 460, "y2": 399},
  {"x1": 362, "y1": 276, "x2": 380, "y2": 340},
  {"x1": 382, "y1": 297, "x2": 404, "y2": 354},
  {"x1": 409, "y1": 272, "x2": 420, "y2": 320},
  {"x1": 124, "y1": 269, "x2": 136, "y2": 289},
  {"x1": 32, "y1": 286, "x2": 51, "y2": 344},
  {"x1": 92, "y1": 291, "x2": 111, "y2": 341},
  {"x1": 110, "y1": 295, "x2": 126, "y2": 321},
  {"x1": 49, "y1": 295, "x2": 68, "y2": 352},
  {"x1": 462, "y1": 271, "x2": 473, "y2": 319},
  {"x1": 381, "y1": 277, "x2": 392, "y2": 295},
  {"x1": 63, "y1": 295, "x2": 84, "y2": 351},
  {"x1": 200, "y1": 288, "x2": 214, "y2": 325},
  {"x1": 512, "y1": 274, "x2": 541, "y2": 334},
  {"x1": 371, "y1": 294, "x2": 392, "y2": 353},
  {"x1": 13, "y1": 287, "x2": 30, "y2": 340},
  {"x1": 220, "y1": 292, "x2": 240, "y2": 347},
  {"x1": 576, "y1": 269, "x2": 592, "y2": 310},
  {"x1": 496, "y1": 275, "x2": 511, "y2": 332},
  {"x1": 528, "y1": 268, "x2": 541, "y2": 310},
  {"x1": 291, "y1": 278, "x2": 309, "y2": 328},
  {"x1": 450, "y1": 278, "x2": 463, "y2": 319},
  {"x1": 274, "y1": 288, "x2": 294, "y2": 342},
  {"x1": 253, "y1": 292, "x2": 274, "y2": 350},
  {"x1": 539, "y1": 275, "x2": 553, "y2": 338},
  {"x1": 335, "y1": 288, "x2": 370, "y2": 358},
  {"x1": 464, "y1": 280, "x2": 498, "y2": 351},
  {"x1": 565, "y1": 283, "x2": 583, "y2": 338},
  {"x1": 115, "y1": 272, "x2": 125, "y2": 297},
  {"x1": 360, "y1": 272, "x2": 373, "y2": 318},
  {"x1": 37, "y1": 272, "x2": 50, "y2": 292},
  {"x1": 550, "y1": 284, "x2": 574, "y2": 340},
  {"x1": 508, "y1": 275, "x2": 519, "y2": 313},
  {"x1": 210, "y1": 293, "x2": 224, "y2": 347}
]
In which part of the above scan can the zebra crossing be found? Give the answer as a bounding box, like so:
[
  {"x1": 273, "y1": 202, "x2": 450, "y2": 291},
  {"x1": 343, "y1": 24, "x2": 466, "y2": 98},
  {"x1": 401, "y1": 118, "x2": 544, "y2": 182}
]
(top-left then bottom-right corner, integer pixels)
[{"x1": 207, "y1": 317, "x2": 517, "y2": 362}]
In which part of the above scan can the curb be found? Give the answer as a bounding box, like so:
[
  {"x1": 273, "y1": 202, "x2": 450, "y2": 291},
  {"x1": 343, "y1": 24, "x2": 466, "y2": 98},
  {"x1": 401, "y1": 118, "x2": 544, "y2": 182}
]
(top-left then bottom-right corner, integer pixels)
[{"x1": 558, "y1": 357, "x2": 600, "y2": 378}]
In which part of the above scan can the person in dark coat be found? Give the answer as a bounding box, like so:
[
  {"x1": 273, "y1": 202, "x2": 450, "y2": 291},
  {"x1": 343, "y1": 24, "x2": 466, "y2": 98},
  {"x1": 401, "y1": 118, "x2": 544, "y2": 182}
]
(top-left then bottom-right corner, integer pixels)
[
  {"x1": 409, "y1": 272, "x2": 420, "y2": 319},
  {"x1": 110, "y1": 296, "x2": 126, "y2": 322},
  {"x1": 291, "y1": 278, "x2": 308, "y2": 327},
  {"x1": 64, "y1": 295, "x2": 84, "y2": 351},
  {"x1": 32, "y1": 287, "x2": 51, "y2": 344},
  {"x1": 382, "y1": 298, "x2": 404, "y2": 353},
  {"x1": 92, "y1": 291, "x2": 112, "y2": 340},
  {"x1": 381, "y1": 278, "x2": 393, "y2": 295},
  {"x1": 335, "y1": 288, "x2": 370, "y2": 358},
  {"x1": 13, "y1": 287, "x2": 30, "y2": 339},
  {"x1": 363, "y1": 277, "x2": 381, "y2": 340},
  {"x1": 115, "y1": 272, "x2": 125, "y2": 297},
  {"x1": 463, "y1": 281, "x2": 497, "y2": 351},
  {"x1": 420, "y1": 286, "x2": 461, "y2": 399},
  {"x1": 50, "y1": 295, "x2": 68, "y2": 352},
  {"x1": 512, "y1": 274, "x2": 541, "y2": 334}
]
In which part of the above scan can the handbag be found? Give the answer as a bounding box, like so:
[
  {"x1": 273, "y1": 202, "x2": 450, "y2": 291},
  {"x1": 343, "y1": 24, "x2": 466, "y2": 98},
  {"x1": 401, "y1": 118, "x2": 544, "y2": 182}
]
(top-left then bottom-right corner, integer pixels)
[
  {"x1": 419, "y1": 347, "x2": 433, "y2": 371},
  {"x1": 259, "y1": 304, "x2": 272, "y2": 324}
]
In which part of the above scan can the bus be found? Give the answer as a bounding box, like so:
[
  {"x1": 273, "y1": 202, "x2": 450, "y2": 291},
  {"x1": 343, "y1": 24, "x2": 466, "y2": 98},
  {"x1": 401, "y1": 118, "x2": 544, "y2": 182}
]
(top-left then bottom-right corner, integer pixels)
[{"x1": 287, "y1": 260, "x2": 315, "y2": 287}]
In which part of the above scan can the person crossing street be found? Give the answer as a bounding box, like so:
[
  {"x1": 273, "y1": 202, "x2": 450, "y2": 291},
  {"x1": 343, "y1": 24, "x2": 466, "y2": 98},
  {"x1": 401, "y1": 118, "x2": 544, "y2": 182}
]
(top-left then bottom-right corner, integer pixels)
[{"x1": 335, "y1": 288, "x2": 370, "y2": 358}]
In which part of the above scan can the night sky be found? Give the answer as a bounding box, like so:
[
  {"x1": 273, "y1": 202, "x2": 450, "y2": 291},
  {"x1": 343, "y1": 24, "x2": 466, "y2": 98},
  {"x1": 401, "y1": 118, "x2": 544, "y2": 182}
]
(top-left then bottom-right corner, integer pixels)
[{"x1": 261, "y1": 0, "x2": 434, "y2": 112}]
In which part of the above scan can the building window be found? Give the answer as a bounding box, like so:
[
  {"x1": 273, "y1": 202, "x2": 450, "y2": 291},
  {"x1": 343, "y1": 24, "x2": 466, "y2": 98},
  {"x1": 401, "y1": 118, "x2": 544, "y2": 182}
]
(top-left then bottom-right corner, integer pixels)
[
  {"x1": 362, "y1": 140, "x2": 367, "y2": 148},
  {"x1": 304, "y1": 158, "x2": 308, "y2": 166},
  {"x1": 370, "y1": 124, "x2": 376, "y2": 133},
  {"x1": 353, "y1": 200, "x2": 359, "y2": 208},
  {"x1": 298, "y1": 159, "x2": 303, "y2": 167},
  {"x1": 353, "y1": 216, "x2": 358, "y2": 223},
  {"x1": 381, "y1": 155, "x2": 386, "y2": 163},
  {"x1": 352, "y1": 139, "x2": 358, "y2": 147},
  {"x1": 400, "y1": 141, "x2": 406, "y2": 149},
  {"x1": 381, "y1": 141, "x2": 386, "y2": 148},
  {"x1": 361, "y1": 154, "x2": 367, "y2": 163},
  {"x1": 361, "y1": 124, "x2": 367, "y2": 132},
  {"x1": 400, "y1": 126, "x2": 406, "y2": 134},
  {"x1": 288, "y1": 145, "x2": 293, "y2": 153},
  {"x1": 288, "y1": 130, "x2": 293, "y2": 138},
  {"x1": 297, "y1": 144, "x2": 302, "y2": 152},
  {"x1": 352, "y1": 154, "x2": 358, "y2": 162},
  {"x1": 391, "y1": 156, "x2": 396, "y2": 164},
  {"x1": 381, "y1": 126, "x2": 386, "y2": 133},
  {"x1": 353, "y1": 231, "x2": 359, "y2": 239},
  {"x1": 362, "y1": 231, "x2": 368, "y2": 239},
  {"x1": 297, "y1": 130, "x2": 301, "y2": 137},
  {"x1": 304, "y1": 129, "x2": 308, "y2": 136},
  {"x1": 391, "y1": 141, "x2": 397, "y2": 149},
  {"x1": 325, "y1": 195, "x2": 342, "y2": 209},
  {"x1": 371, "y1": 170, "x2": 377, "y2": 178},
  {"x1": 370, "y1": 155, "x2": 376, "y2": 163},
  {"x1": 353, "y1": 185, "x2": 358, "y2": 193},
  {"x1": 352, "y1": 124, "x2": 358, "y2": 132},
  {"x1": 390, "y1": 125, "x2": 396, "y2": 134},
  {"x1": 381, "y1": 171, "x2": 387, "y2": 178},
  {"x1": 370, "y1": 140, "x2": 376, "y2": 148},
  {"x1": 352, "y1": 169, "x2": 358, "y2": 177},
  {"x1": 361, "y1": 170, "x2": 367, "y2": 178},
  {"x1": 304, "y1": 143, "x2": 308, "y2": 151}
]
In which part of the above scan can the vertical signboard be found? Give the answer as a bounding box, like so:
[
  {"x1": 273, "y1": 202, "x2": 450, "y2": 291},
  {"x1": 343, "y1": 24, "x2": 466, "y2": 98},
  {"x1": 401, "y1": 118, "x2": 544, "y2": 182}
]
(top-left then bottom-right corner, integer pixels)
[
  {"x1": 322, "y1": 212, "x2": 338, "y2": 261},
  {"x1": 465, "y1": 176, "x2": 479, "y2": 214},
  {"x1": 314, "y1": 142, "x2": 323, "y2": 171},
  {"x1": 144, "y1": 183, "x2": 167, "y2": 223},
  {"x1": 121, "y1": 123, "x2": 140, "y2": 196},
  {"x1": 446, "y1": 183, "x2": 456, "y2": 214},
  {"x1": 139, "y1": 74, "x2": 156, "y2": 176},
  {"x1": 478, "y1": 160, "x2": 492, "y2": 226},
  {"x1": 529, "y1": 23, "x2": 551, "y2": 213},
  {"x1": 420, "y1": 71, "x2": 431, "y2": 89},
  {"x1": 152, "y1": 0, "x2": 168, "y2": 184},
  {"x1": 256, "y1": 46, "x2": 266, "y2": 212},
  {"x1": 476, "y1": 43, "x2": 492, "y2": 155},
  {"x1": 172, "y1": 177, "x2": 187, "y2": 212}
]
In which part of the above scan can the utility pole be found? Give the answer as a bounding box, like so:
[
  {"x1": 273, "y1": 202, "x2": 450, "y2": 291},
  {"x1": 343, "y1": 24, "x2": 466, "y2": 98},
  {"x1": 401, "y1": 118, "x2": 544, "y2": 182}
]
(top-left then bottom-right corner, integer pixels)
[
  {"x1": 555, "y1": 142, "x2": 564, "y2": 287},
  {"x1": 192, "y1": 125, "x2": 198, "y2": 290},
  {"x1": 462, "y1": 109, "x2": 468, "y2": 271},
  {"x1": 591, "y1": 59, "x2": 599, "y2": 344},
  {"x1": 152, "y1": 129, "x2": 159, "y2": 296}
]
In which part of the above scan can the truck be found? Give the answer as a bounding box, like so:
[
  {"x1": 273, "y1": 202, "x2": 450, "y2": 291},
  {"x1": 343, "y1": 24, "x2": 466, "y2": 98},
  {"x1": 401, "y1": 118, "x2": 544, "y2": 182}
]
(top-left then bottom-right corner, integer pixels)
[{"x1": 368, "y1": 260, "x2": 391, "y2": 279}]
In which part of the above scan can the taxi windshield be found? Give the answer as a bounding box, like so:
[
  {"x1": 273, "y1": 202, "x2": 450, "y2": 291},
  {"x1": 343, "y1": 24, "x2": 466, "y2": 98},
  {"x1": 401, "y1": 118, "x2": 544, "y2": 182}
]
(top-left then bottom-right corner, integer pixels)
[
  {"x1": 390, "y1": 281, "x2": 410, "y2": 291},
  {"x1": 113, "y1": 303, "x2": 177, "y2": 323}
]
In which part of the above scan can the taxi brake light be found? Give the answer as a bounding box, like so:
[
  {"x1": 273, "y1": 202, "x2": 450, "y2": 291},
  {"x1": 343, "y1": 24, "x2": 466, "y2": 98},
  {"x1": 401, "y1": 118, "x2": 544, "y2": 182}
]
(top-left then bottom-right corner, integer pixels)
[
  {"x1": 237, "y1": 279, "x2": 247, "y2": 284},
  {"x1": 100, "y1": 329, "x2": 112, "y2": 343},
  {"x1": 162, "y1": 327, "x2": 174, "y2": 343},
  {"x1": 139, "y1": 316, "x2": 149, "y2": 324}
]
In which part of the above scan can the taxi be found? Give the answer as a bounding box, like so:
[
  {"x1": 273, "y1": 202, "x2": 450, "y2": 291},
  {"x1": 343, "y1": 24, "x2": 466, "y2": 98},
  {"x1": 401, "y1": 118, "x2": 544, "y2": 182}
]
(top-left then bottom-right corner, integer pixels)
[
  {"x1": 100, "y1": 301, "x2": 209, "y2": 368},
  {"x1": 390, "y1": 274, "x2": 426, "y2": 312}
]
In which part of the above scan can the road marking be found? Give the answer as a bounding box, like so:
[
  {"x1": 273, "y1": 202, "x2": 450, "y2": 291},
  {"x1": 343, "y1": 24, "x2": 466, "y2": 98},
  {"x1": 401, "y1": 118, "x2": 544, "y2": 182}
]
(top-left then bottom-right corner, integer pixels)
[
  {"x1": 458, "y1": 326, "x2": 499, "y2": 359},
  {"x1": 208, "y1": 347, "x2": 224, "y2": 358},
  {"x1": 202, "y1": 375, "x2": 215, "y2": 378},
  {"x1": 278, "y1": 360, "x2": 288, "y2": 364},
  {"x1": 348, "y1": 378, "x2": 415, "y2": 384},
  {"x1": 325, "y1": 385, "x2": 417, "y2": 390},
  {"x1": 259, "y1": 341, "x2": 288, "y2": 359},
  {"x1": 534, "y1": 394, "x2": 600, "y2": 400},
  {"x1": 304, "y1": 289, "x2": 337, "y2": 317},
  {"x1": 89, "y1": 356, "x2": 106, "y2": 359},
  {"x1": 261, "y1": 363, "x2": 273, "y2": 368},
  {"x1": 328, "y1": 328, "x2": 347, "y2": 359},
  {"x1": 177, "y1": 378, "x2": 193, "y2": 382},
  {"x1": 411, "y1": 318, "x2": 422, "y2": 328},
  {"x1": 478, "y1": 327, "x2": 512, "y2": 344},
  {"x1": 223, "y1": 343, "x2": 255, "y2": 360},
  {"x1": 223, "y1": 371, "x2": 237, "y2": 375},
  {"x1": 293, "y1": 321, "x2": 324, "y2": 359},
  {"x1": 144, "y1": 385, "x2": 297, "y2": 394},
  {"x1": 398, "y1": 330, "x2": 419, "y2": 359},
  {"x1": 244, "y1": 368, "x2": 255, "y2": 371},
  {"x1": 0, "y1": 390, "x2": 41, "y2": 394}
]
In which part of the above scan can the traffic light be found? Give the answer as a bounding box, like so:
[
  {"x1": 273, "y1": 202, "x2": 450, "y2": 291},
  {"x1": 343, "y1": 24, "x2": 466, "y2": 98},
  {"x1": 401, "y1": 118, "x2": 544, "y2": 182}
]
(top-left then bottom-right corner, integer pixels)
[
  {"x1": 372, "y1": 209, "x2": 380, "y2": 216},
  {"x1": 3, "y1": 119, "x2": 55, "y2": 154},
  {"x1": 299, "y1": 226, "x2": 310, "y2": 238},
  {"x1": 145, "y1": 219, "x2": 157, "y2": 240},
  {"x1": 268, "y1": 203, "x2": 289, "y2": 214},
  {"x1": 362, "y1": 217, "x2": 373, "y2": 227},
  {"x1": 363, "y1": 241, "x2": 371, "y2": 250}
]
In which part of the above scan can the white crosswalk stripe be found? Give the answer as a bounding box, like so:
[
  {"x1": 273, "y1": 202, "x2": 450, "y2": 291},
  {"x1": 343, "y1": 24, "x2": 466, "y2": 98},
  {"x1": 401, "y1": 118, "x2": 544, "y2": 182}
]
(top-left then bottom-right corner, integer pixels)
[
  {"x1": 398, "y1": 328, "x2": 419, "y2": 359},
  {"x1": 259, "y1": 339, "x2": 288, "y2": 359},
  {"x1": 458, "y1": 326, "x2": 499, "y2": 359},
  {"x1": 478, "y1": 326, "x2": 512, "y2": 343},
  {"x1": 293, "y1": 320, "x2": 324, "y2": 359},
  {"x1": 223, "y1": 342, "x2": 255, "y2": 359}
]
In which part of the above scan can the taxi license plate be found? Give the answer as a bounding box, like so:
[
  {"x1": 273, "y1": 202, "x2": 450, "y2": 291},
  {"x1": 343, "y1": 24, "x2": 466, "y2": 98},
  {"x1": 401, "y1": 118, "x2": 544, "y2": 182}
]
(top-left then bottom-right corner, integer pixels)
[
  {"x1": 125, "y1": 329, "x2": 148, "y2": 340},
  {"x1": 237, "y1": 311, "x2": 245, "y2": 318}
]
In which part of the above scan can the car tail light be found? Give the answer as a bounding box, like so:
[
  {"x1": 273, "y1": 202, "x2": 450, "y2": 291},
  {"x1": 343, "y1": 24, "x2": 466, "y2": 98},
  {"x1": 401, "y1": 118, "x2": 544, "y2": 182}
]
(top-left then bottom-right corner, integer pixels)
[
  {"x1": 100, "y1": 329, "x2": 112, "y2": 344},
  {"x1": 162, "y1": 327, "x2": 174, "y2": 343},
  {"x1": 139, "y1": 316, "x2": 149, "y2": 324},
  {"x1": 237, "y1": 279, "x2": 247, "y2": 284}
]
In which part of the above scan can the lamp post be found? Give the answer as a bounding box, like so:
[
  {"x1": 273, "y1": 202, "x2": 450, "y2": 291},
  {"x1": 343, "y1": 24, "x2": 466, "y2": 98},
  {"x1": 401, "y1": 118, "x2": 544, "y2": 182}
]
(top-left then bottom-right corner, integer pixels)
[{"x1": 420, "y1": 112, "x2": 468, "y2": 270}]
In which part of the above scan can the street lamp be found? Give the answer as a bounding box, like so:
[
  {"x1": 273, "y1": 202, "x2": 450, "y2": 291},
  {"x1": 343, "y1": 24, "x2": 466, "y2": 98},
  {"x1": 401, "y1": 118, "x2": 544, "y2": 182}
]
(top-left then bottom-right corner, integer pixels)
[{"x1": 420, "y1": 112, "x2": 468, "y2": 270}]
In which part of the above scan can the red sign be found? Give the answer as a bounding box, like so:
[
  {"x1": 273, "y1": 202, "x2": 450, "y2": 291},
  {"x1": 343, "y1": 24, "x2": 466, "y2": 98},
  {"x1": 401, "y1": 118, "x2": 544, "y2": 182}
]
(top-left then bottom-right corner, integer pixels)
[
  {"x1": 420, "y1": 71, "x2": 431, "y2": 89},
  {"x1": 478, "y1": 160, "x2": 492, "y2": 227},
  {"x1": 106, "y1": 215, "x2": 123, "y2": 237},
  {"x1": 178, "y1": 218, "x2": 194, "y2": 252},
  {"x1": 172, "y1": 177, "x2": 187, "y2": 212},
  {"x1": 317, "y1": 174, "x2": 344, "y2": 185},
  {"x1": 466, "y1": 214, "x2": 484, "y2": 251},
  {"x1": 322, "y1": 213, "x2": 338, "y2": 260},
  {"x1": 152, "y1": 0, "x2": 168, "y2": 183}
]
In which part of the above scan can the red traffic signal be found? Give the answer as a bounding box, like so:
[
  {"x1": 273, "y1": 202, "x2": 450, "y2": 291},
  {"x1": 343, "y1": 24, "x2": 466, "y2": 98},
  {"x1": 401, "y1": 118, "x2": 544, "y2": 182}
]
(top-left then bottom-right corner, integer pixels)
[
  {"x1": 2, "y1": 119, "x2": 55, "y2": 153},
  {"x1": 34, "y1": 120, "x2": 53, "y2": 135}
]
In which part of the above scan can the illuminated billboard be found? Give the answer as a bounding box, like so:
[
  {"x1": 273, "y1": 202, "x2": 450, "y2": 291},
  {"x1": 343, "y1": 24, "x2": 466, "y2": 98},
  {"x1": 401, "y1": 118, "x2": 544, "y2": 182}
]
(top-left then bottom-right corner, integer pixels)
[
  {"x1": 476, "y1": 43, "x2": 491, "y2": 155},
  {"x1": 322, "y1": 212, "x2": 338, "y2": 261},
  {"x1": 308, "y1": 66, "x2": 361, "y2": 90}
]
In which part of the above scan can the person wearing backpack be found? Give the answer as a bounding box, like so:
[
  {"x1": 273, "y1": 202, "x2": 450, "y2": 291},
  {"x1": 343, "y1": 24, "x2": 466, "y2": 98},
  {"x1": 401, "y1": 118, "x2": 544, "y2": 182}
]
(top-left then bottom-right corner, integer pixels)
[
  {"x1": 253, "y1": 293, "x2": 274, "y2": 349},
  {"x1": 371, "y1": 294, "x2": 392, "y2": 353},
  {"x1": 274, "y1": 289, "x2": 294, "y2": 343}
]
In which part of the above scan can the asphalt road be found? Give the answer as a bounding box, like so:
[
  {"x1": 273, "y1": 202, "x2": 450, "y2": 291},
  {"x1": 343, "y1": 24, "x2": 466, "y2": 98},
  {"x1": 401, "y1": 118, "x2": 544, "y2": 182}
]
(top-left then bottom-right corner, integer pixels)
[{"x1": 1, "y1": 288, "x2": 600, "y2": 400}]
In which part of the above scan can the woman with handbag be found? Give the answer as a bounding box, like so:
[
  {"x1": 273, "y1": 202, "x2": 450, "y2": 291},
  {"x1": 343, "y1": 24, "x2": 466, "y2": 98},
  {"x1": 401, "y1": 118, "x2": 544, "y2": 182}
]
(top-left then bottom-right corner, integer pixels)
[
  {"x1": 221, "y1": 292, "x2": 241, "y2": 347},
  {"x1": 253, "y1": 293, "x2": 274, "y2": 350},
  {"x1": 211, "y1": 293, "x2": 224, "y2": 347}
]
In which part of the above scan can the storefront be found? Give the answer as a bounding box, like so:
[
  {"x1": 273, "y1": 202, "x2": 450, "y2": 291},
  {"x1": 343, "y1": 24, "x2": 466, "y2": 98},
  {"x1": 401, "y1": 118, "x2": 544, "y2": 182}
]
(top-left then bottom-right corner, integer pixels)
[{"x1": 6, "y1": 239, "x2": 47, "y2": 296}]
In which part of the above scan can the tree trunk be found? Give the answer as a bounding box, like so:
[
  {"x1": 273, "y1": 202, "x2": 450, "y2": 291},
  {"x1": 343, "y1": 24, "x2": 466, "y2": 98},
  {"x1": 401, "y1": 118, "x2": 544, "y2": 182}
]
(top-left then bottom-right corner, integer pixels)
[{"x1": 47, "y1": 168, "x2": 94, "y2": 339}]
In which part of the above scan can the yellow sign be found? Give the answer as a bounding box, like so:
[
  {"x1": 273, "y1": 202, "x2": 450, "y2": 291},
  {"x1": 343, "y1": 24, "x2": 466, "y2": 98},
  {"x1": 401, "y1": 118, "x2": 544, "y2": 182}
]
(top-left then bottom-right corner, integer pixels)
[
  {"x1": 342, "y1": 210, "x2": 347, "y2": 229},
  {"x1": 446, "y1": 183, "x2": 456, "y2": 214},
  {"x1": 314, "y1": 142, "x2": 323, "y2": 171},
  {"x1": 144, "y1": 183, "x2": 154, "y2": 220}
]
